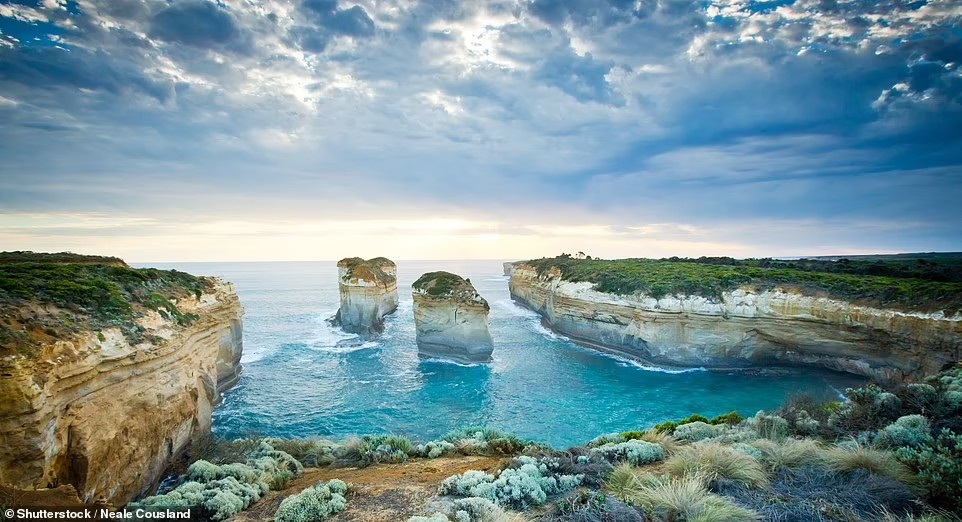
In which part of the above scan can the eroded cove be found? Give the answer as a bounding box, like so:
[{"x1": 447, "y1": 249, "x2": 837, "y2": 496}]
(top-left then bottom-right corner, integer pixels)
[{"x1": 137, "y1": 261, "x2": 865, "y2": 449}]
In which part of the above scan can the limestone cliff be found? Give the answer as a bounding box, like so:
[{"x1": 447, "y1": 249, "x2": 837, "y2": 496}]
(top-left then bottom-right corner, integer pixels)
[
  {"x1": 503, "y1": 262, "x2": 516, "y2": 276},
  {"x1": 510, "y1": 263, "x2": 961, "y2": 381},
  {"x1": 0, "y1": 254, "x2": 243, "y2": 505},
  {"x1": 332, "y1": 257, "x2": 399, "y2": 337},
  {"x1": 413, "y1": 272, "x2": 494, "y2": 363}
]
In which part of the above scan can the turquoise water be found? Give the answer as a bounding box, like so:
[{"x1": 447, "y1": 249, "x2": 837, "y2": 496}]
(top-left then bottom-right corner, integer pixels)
[{"x1": 139, "y1": 261, "x2": 864, "y2": 449}]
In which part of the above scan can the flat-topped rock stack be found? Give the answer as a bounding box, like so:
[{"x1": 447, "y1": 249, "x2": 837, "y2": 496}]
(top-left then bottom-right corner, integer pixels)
[
  {"x1": 333, "y1": 257, "x2": 399, "y2": 337},
  {"x1": 412, "y1": 271, "x2": 494, "y2": 363}
]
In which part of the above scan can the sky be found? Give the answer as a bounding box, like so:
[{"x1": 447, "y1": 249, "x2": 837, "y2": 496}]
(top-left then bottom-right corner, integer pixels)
[{"x1": 0, "y1": 0, "x2": 960, "y2": 262}]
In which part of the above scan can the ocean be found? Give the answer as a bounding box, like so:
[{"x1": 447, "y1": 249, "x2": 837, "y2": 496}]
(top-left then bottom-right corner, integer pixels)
[{"x1": 137, "y1": 260, "x2": 863, "y2": 448}]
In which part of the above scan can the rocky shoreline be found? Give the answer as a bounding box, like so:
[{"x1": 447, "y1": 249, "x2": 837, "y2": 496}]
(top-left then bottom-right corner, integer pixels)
[{"x1": 509, "y1": 261, "x2": 962, "y2": 381}]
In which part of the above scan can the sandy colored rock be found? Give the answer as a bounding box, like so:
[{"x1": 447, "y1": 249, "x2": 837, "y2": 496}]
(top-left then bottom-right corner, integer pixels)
[
  {"x1": 333, "y1": 257, "x2": 399, "y2": 337},
  {"x1": 413, "y1": 272, "x2": 494, "y2": 363},
  {"x1": 0, "y1": 282, "x2": 243, "y2": 505},
  {"x1": 509, "y1": 263, "x2": 962, "y2": 381}
]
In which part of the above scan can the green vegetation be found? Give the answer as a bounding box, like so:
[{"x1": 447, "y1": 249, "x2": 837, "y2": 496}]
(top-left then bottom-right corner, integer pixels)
[
  {"x1": 273, "y1": 479, "x2": 349, "y2": 522},
  {"x1": 0, "y1": 251, "x2": 214, "y2": 355},
  {"x1": 151, "y1": 371, "x2": 962, "y2": 521},
  {"x1": 132, "y1": 442, "x2": 302, "y2": 521},
  {"x1": 522, "y1": 255, "x2": 962, "y2": 312},
  {"x1": 413, "y1": 271, "x2": 471, "y2": 296}
]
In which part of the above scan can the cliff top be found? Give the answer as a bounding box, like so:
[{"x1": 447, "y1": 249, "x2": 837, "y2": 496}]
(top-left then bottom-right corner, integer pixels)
[
  {"x1": 0, "y1": 251, "x2": 216, "y2": 357},
  {"x1": 412, "y1": 271, "x2": 488, "y2": 307},
  {"x1": 519, "y1": 255, "x2": 962, "y2": 314},
  {"x1": 337, "y1": 257, "x2": 397, "y2": 284}
]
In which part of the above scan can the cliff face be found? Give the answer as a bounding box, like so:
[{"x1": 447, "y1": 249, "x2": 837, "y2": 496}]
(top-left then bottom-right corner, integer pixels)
[
  {"x1": 413, "y1": 272, "x2": 494, "y2": 363},
  {"x1": 333, "y1": 257, "x2": 399, "y2": 337},
  {"x1": 0, "y1": 281, "x2": 243, "y2": 505},
  {"x1": 510, "y1": 264, "x2": 961, "y2": 381}
]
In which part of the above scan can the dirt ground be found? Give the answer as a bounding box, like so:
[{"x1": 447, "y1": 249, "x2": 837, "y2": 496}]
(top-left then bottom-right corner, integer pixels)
[{"x1": 235, "y1": 455, "x2": 503, "y2": 522}]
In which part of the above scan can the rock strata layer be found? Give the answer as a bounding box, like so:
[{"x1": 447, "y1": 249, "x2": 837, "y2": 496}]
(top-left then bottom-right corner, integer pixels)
[
  {"x1": 413, "y1": 272, "x2": 494, "y2": 363},
  {"x1": 332, "y1": 257, "x2": 399, "y2": 336},
  {"x1": 509, "y1": 263, "x2": 961, "y2": 381},
  {"x1": 0, "y1": 282, "x2": 243, "y2": 505}
]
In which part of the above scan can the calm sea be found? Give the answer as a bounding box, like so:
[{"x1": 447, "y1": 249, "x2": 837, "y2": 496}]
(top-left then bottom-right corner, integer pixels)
[{"x1": 136, "y1": 260, "x2": 863, "y2": 448}]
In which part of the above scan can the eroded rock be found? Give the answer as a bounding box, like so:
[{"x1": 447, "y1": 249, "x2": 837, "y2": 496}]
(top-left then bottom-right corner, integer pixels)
[
  {"x1": 332, "y1": 257, "x2": 399, "y2": 337},
  {"x1": 413, "y1": 272, "x2": 494, "y2": 363}
]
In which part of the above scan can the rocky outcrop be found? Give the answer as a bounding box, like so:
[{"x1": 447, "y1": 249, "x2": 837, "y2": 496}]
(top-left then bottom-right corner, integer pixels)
[
  {"x1": 510, "y1": 263, "x2": 961, "y2": 381},
  {"x1": 503, "y1": 262, "x2": 516, "y2": 276},
  {"x1": 0, "y1": 281, "x2": 243, "y2": 505},
  {"x1": 332, "y1": 257, "x2": 399, "y2": 337},
  {"x1": 413, "y1": 272, "x2": 494, "y2": 363}
]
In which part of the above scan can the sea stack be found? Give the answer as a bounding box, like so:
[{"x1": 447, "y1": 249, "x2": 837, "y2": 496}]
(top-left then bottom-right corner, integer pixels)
[
  {"x1": 333, "y1": 257, "x2": 399, "y2": 336},
  {"x1": 412, "y1": 271, "x2": 494, "y2": 363},
  {"x1": 503, "y1": 261, "x2": 516, "y2": 276}
]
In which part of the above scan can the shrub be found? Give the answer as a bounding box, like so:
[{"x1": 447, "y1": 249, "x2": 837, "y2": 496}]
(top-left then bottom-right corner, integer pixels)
[
  {"x1": 444, "y1": 428, "x2": 530, "y2": 456},
  {"x1": 895, "y1": 428, "x2": 962, "y2": 511},
  {"x1": 830, "y1": 385, "x2": 902, "y2": 434},
  {"x1": 903, "y1": 383, "x2": 938, "y2": 411},
  {"x1": 749, "y1": 411, "x2": 789, "y2": 441},
  {"x1": 731, "y1": 443, "x2": 762, "y2": 460},
  {"x1": 664, "y1": 442, "x2": 768, "y2": 488},
  {"x1": 273, "y1": 480, "x2": 349, "y2": 522},
  {"x1": 793, "y1": 410, "x2": 820, "y2": 436},
  {"x1": 673, "y1": 422, "x2": 717, "y2": 442},
  {"x1": 546, "y1": 490, "x2": 645, "y2": 522},
  {"x1": 417, "y1": 440, "x2": 457, "y2": 458},
  {"x1": 450, "y1": 497, "x2": 515, "y2": 522},
  {"x1": 876, "y1": 415, "x2": 933, "y2": 449},
  {"x1": 630, "y1": 475, "x2": 759, "y2": 521},
  {"x1": 133, "y1": 442, "x2": 303, "y2": 520},
  {"x1": 651, "y1": 421, "x2": 678, "y2": 434},
  {"x1": 709, "y1": 411, "x2": 744, "y2": 425},
  {"x1": 590, "y1": 440, "x2": 664, "y2": 466},
  {"x1": 136, "y1": 476, "x2": 263, "y2": 521},
  {"x1": 823, "y1": 444, "x2": 914, "y2": 484},
  {"x1": 439, "y1": 456, "x2": 583, "y2": 509},
  {"x1": 267, "y1": 437, "x2": 338, "y2": 467},
  {"x1": 707, "y1": 424, "x2": 760, "y2": 444},
  {"x1": 338, "y1": 435, "x2": 415, "y2": 466},
  {"x1": 749, "y1": 438, "x2": 826, "y2": 471},
  {"x1": 716, "y1": 466, "x2": 916, "y2": 521}
]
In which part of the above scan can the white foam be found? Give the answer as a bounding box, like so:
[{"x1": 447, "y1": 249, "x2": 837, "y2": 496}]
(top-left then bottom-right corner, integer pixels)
[
  {"x1": 614, "y1": 357, "x2": 707, "y2": 374},
  {"x1": 419, "y1": 357, "x2": 488, "y2": 367}
]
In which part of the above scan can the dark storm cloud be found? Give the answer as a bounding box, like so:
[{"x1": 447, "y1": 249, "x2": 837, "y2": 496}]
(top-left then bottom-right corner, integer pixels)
[{"x1": 149, "y1": 1, "x2": 249, "y2": 51}]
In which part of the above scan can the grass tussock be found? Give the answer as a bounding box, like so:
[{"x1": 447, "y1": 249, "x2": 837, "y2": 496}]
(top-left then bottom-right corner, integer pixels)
[
  {"x1": 630, "y1": 475, "x2": 760, "y2": 522},
  {"x1": 749, "y1": 438, "x2": 826, "y2": 471},
  {"x1": 823, "y1": 444, "x2": 915, "y2": 484},
  {"x1": 664, "y1": 442, "x2": 769, "y2": 489}
]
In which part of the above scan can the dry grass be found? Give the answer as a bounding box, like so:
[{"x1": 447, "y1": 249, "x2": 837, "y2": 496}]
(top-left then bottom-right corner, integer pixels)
[
  {"x1": 604, "y1": 463, "x2": 643, "y2": 501},
  {"x1": 630, "y1": 475, "x2": 760, "y2": 522},
  {"x1": 664, "y1": 442, "x2": 769, "y2": 488},
  {"x1": 637, "y1": 430, "x2": 681, "y2": 455},
  {"x1": 822, "y1": 445, "x2": 914, "y2": 484},
  {"x1": 750, "y1": 438, "x2": 826, "y2": 471}
]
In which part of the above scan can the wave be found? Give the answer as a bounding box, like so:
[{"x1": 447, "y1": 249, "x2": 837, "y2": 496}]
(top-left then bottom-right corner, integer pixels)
[
  {"x1": 614, "y1": 357, "x2": 707, "y2": 374},
  {"x1": 419, "y1": 357, "x2": 488, "y2": 368}
]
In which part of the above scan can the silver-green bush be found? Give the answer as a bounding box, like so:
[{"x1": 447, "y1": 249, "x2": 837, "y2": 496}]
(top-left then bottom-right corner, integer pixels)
[
  {"x1": 439, "y1": 456, "x2": 583, "y2": 509},
  {"x1": 273, "y1": 479, "x2": 349, "y2": 522},
  {"x1": 590, "y1": 440, "x2": 665, "y2": 465},
  {"x1": 876, "y1": 415, "x2": 932, "y2": 449},
  {"x1": 673, "y1": 422, "x2": 717, "y2": 442}
]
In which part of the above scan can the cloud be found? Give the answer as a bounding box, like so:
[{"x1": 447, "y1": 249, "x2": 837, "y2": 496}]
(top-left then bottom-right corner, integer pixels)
[
  {"x1": 0, "y1": 0, "x2": 959, "y2": 260},
  {"x1": 149, "y1": 1, "x2": 242, "y2": 49}
]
